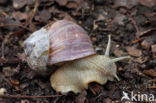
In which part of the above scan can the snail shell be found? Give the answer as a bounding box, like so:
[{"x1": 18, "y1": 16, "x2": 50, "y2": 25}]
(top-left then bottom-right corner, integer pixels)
[
  {"x1": 48, "y1": 20, "x2": 95, "y2": 65},
  {"x1": 24, "y1": 20, "x2": 95, "y2": 73}
]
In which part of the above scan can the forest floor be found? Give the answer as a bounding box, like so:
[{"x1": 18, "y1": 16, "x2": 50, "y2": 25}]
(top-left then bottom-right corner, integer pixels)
[{"x1": 0, "y1": 0, "x2": 156, "y2": 103}]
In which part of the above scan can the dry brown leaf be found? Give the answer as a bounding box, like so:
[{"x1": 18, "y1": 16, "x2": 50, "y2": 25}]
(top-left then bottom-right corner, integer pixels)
[
  {"x1": 12, "y1": 11, "x2": 28, "y2": 21},
  {"x1": 13, "y1": 0, "x2": 27, "y2": 9},
  {"x1": 139, "y1": 0, "x2": 156, "y2": 8},
  {"x1": 143, "y1": 69, "x2": 156, "y2": 77},
  {"x1": 112, "y1": 14, "x2": 127, "y2": 26},
  {"x1": 89, "y1": 83, "x2": 103, "y2": 95},
  {"x1": 126, "y1": 46, "x2": 142, "y2": 57},
  {"x1": 2, "y1": 67, "x2": 16, "y2": 77},
  {"x1": 113, "y1": 48, "x2": 126, "y2": 57},
  {"x1": 39, "y1": 10, "x2": 51, "y2": 22},
  {"x1": 151, "y1": 44, "x2": 156, "y2": 54},
  {"x1": 151, "y1": 44, "x2": 156, "y2": 58},
  {"x1": 56, "y1": 0, "x2": 68, "y2": 6},
  {"x1": 141, "y1": 40, "x2": 151, "y2": 50},
  {"x1": 112, "y1": 0, "x2": 138, "y2": 9},
  {"x1": 133, "y1": 57, "x2": 148, "y2": 64}
]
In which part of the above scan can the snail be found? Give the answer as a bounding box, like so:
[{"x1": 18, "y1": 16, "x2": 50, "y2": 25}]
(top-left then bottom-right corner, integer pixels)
[{"x1": 24, "y1": 20, "x2": 130, "y2": 93}]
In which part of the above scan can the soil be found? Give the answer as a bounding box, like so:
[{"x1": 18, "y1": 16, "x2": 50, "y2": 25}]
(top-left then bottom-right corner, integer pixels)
[{"x1": 0, "y1": 0, "x2": 156, "y2": 103}]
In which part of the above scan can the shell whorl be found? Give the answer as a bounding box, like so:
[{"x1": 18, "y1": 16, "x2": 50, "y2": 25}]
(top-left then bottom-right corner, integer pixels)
[
  {"x1": 24, "y1": 20, "x2": 95, "y2": 73},
  {"x1": 48, "y1": 20, "x2": 95, "y2": 65}
]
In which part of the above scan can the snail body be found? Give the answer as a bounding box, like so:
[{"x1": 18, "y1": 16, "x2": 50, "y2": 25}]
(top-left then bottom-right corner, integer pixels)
[
  {"x1": 50, "y1": 35, "x2": 129, "y2": 93},
  {"x1": 24, "y1": 20, "x2": 129, "y2": 93},
  {"x1": 51, "y1": 55, "x2": 117, "y2": 93}
]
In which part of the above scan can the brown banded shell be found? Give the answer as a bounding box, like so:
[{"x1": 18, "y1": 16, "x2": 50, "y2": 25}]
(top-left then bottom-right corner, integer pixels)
[{"x1": 48, "y1": 20, "x2": 95, "y2": 65}]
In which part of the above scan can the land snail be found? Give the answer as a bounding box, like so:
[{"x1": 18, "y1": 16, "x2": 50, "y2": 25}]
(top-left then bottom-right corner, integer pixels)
[{"x1": 24, "y1": 20, "x2": 130, "y2": 93}]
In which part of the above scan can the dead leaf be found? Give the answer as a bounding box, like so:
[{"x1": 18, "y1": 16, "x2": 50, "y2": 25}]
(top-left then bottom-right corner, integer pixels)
[
  {"x1": 12, "y1": 11, "x2": 28, "y2": 21},
  {"x1": 20, "y1": 83, "x2": 29, "y2": 89},
  {"x1": 66, "y1": 2, "x2": 79, "y2": 9},
  {"x1": 141, "y1": 40, "x2": 151, "y2": 50},
  {"x1": 59, "y1": 12, "x2": 75, "y2": 22},
  {"x1": 2, "y1": 67, "x2": 17, "y2": 77},
  {"x1": 13, "y1": 0, "x2": 36, "y2": 9},
  {"x1": 3, "y1": 17, "x2": 21, "y2": 30},
  {"x1": 17, "y1": 53, "x2": 27, "y2": 62},
  {"x1": 55, "y1": 0, "x2": 89, "y2": 9},
  {"x1": 113, "y1": 48, "x2": 126, "y2": 57},
  {"x1": 133, "y1": 57, "x2": 148, "y2": 64},
  {"x1": 13, "y1": 0, "x2": 27, "y2": 9},
  {"x1": 96, "y1": 14, "x2": 107, "y2": 21},
  {"x1": 56, "y1": 0, "x2": 68, "y2": 6},
  {"x1": 88, "y1": 83, "x2": 103, "y2": 95},
  {"x1": 143, "y1": 69, "x2": 156, "y2": 77},
  {"x1": 138, "y1": 0, "x2": 156, "y2": 8},
  {"x1": 39, "y1": 10, "x2": 51, "y2": 22},
  {"x1": 112, "y1": 14, "x2": 127, "y2": 26},
  {"x1": 138, "y1": 28, "x2": 156, "y2": 37},
  {"x1": 112, "y1": 0, "x2": 138, "y2": 9},
  {"x1": 151, "y1": 44, "x2": 156, "y2": 58},
  {"x1": 126, "y1": 46, "x2": 142, "y2": 57},
  {"x1": 151, "y1": 44, "x2": 156, "y2": 54}
]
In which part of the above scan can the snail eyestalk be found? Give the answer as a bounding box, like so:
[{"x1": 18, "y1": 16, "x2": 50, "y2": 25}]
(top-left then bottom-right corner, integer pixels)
[
  {"x1": 109, "y1": 56, "x2": 130, "y2": 64},
  {"x1": 105, "y1": 35, "x2": 111, "y2": 57}
]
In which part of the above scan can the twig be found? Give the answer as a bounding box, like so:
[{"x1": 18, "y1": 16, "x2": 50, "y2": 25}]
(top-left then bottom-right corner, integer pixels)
[
  {"x1": 148, "y1": 86, "x2": 156, "y2": 89},
  {"x1": 0, "y1": 58, "x2": 24, "y2": 64},
  {"x1": 132, "y1": 38, "x2": 143, "y2": 44},
  {"x1": 26, "y1": 0, "x2": 39, "y2": 31},
  {"x1": 9, "y1": 29, "x2": 25, "y2": 37},
  {"x1": 1, "y1": 42, "x2": 4, "y2": 58},
  {"x1": 126, "y1": 12, "x2": 140, "y2": 33},
  {"x1": 0, "y1": 73, "x2": 12, "y2": 86},
  {"x1": 120, "y1": 8, "x2": 141, "y2": 38},
  {"x1": 138, "y1": 28, "x2": 156, "y2": 37},
  {"x1": 0, "y1": 23, "x2": 33, "y2": 32},
  {"x1": 0, "y1": 94, "x2": 62, "y2": 99}
]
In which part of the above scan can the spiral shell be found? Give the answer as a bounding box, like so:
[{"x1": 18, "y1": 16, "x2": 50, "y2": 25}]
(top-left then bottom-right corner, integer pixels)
[
  {"x1": 24, "y1": 20, "x2": 95, "y2": 73},
  {"x1": 48, "y1": 20, "x2": 95, "y2": 65}
]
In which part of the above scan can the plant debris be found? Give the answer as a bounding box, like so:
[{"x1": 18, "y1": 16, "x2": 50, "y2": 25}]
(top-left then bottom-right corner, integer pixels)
[{"x1": 0, "y1": 0, "x2": 155, "y2": 102}]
